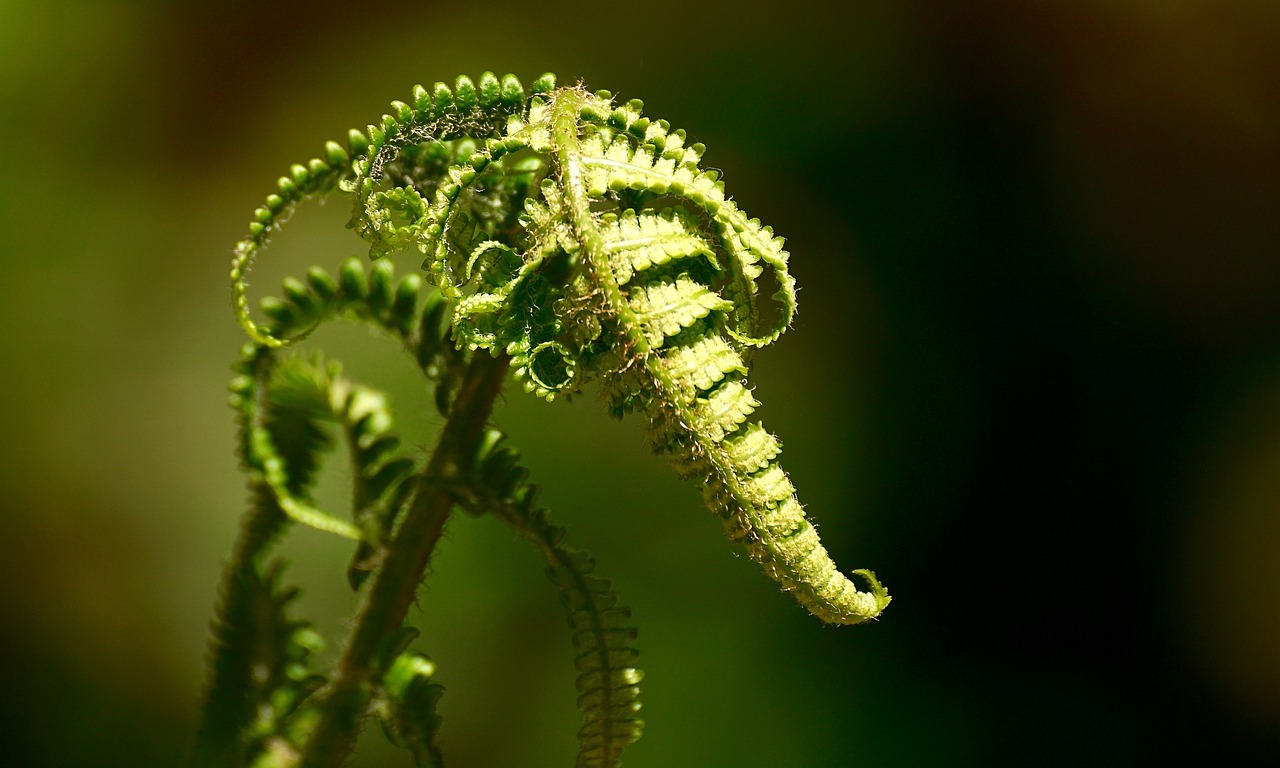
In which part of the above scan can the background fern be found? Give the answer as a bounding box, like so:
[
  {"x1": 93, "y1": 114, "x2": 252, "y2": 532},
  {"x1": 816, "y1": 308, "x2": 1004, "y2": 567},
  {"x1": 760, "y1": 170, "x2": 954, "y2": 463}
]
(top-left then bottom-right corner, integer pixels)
[{"x1": 3, "y1": 2, "x2": 1279, "y2": 767}]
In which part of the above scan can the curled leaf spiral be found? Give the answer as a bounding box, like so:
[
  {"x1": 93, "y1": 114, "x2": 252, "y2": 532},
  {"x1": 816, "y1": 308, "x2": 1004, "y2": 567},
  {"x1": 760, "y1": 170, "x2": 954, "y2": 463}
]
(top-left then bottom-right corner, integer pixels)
[{"x1": 232, "y1": 72, "x2": 888, "y2": 632}]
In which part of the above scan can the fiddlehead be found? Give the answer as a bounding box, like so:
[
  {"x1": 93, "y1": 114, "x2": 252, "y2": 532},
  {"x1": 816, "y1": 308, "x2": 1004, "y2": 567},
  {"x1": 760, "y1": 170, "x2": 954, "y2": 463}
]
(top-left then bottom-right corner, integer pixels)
[
  {"x1": 540, "y1": 88, "x2": 888, "y2": 624},
  {"x1": 208, "y1": 70, "x2": 890, "y2": 768},
  {"x1": 247, "y1": 76, "x2": 889, "y2": 624}
]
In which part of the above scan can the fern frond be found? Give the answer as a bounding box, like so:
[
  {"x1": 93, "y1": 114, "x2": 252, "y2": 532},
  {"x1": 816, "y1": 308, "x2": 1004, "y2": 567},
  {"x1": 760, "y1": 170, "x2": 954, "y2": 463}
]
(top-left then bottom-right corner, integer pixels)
[
  {"x1": 232, "y1": 72, "x2": 550, "y2": 348},
  {"x1": 231, "y1": 74, "x2": 887, "y2": 623},
  {"x1": 200, "y1": 349, "x2": 328, "y2": 767},
  {"x1": 469, "y1": 434, "x2": 643, "y2": 768},
  {"x1": 334, "y1": 377, "x2": 418, "y2": 589},
  {"x1": 567, "y1": 89, "x2": 888, "y2": 624},
  {"x1": 231, "y1": 256, "x2": 457, "y2": 554},
  {"x1": 299, "y1": 79, "x2": 888, "y2": 623}
]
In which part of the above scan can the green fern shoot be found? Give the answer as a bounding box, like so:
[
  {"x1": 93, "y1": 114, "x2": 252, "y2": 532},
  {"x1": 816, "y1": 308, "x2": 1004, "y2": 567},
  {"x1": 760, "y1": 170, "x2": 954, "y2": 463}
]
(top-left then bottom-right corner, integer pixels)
[{"x1": 196, "y1": 71, "x2": 889, "y2": 768}]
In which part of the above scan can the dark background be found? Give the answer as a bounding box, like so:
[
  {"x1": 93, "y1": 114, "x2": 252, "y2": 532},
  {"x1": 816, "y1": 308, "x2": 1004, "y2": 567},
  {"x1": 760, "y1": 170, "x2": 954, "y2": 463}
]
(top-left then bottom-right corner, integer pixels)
[{"x1": 1, "y1": 0, "x2": 1277, "y2": 765}]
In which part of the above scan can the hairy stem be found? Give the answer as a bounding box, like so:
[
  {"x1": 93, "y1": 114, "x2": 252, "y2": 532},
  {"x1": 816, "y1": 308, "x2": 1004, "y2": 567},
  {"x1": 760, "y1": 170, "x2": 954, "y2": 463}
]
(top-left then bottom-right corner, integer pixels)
[{"x1": 298, "y1": 352, "x2": 510, "y2": 767}]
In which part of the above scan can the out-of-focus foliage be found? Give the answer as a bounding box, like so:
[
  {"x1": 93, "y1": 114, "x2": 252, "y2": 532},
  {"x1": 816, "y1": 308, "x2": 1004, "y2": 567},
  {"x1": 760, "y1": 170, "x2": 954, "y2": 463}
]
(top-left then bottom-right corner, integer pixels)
[{"x1": 0, "y1": 1, "x2": 1277, "y2": 766}]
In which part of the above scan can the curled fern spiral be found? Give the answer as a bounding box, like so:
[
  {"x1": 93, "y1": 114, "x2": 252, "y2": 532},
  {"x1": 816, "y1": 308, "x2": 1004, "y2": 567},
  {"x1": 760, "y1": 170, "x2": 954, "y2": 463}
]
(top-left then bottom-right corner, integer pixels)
[{"x1": 232, "y1": 72, "x2": 889, "y2": 628}]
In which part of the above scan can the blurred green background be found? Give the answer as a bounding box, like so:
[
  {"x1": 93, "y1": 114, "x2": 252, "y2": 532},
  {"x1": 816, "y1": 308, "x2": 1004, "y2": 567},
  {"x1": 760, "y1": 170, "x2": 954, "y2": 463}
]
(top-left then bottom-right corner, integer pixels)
[{"x1": 2, "y1": 0, "x2": 1278, "y2": 765}]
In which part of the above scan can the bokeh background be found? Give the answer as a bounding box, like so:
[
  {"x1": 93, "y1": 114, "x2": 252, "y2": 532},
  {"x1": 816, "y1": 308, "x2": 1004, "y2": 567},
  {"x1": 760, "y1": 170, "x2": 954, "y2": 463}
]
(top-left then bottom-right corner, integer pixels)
[{"x1": 2, "y1": 0, "x2": 1278, "y2": 765}]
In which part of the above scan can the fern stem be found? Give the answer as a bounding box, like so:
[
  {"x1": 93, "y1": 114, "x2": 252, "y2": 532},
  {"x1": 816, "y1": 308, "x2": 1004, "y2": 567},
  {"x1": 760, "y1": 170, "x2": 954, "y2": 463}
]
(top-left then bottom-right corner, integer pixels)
[{"x1": 297, "y1": 352, "x2": 510, "y2": 767}]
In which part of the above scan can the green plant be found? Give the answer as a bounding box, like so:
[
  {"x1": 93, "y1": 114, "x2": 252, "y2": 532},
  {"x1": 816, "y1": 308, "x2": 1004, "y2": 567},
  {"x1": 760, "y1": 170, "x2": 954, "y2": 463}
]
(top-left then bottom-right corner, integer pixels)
[{"x1": 195, "y1": 71, "x2": 890, "y2": 768}]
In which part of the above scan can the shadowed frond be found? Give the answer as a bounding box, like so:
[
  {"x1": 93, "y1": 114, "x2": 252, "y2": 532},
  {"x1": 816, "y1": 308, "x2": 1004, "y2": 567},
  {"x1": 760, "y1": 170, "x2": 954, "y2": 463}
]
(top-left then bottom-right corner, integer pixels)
[{"x1": 469, "y1": 433, "x2": 644, "y2": 768}]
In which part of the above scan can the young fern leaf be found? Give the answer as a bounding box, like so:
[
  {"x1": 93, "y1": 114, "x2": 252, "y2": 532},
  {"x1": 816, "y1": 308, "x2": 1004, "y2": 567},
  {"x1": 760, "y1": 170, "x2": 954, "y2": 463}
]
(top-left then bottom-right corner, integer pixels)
[
  {"x1": 542, "y1": 90, "x2": 888, "y2": 624},
  {"x1": 469, "y1": 433, "x2": 643, "y2": 768},
  {"x1": 214, "y1": 69, "x2": 891, "y2": 768},
  {"x1": 233, "y1": 73, "x2": 888, "y2": 623},
  {"x1": 230, "y1": 75, "x2": 888, "y2": 623}
]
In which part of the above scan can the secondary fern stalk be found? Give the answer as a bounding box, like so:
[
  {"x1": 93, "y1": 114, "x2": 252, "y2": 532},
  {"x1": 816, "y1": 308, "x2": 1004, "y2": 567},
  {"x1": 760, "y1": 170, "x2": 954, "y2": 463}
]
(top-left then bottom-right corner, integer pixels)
[{"x1": 201, "y1": 71, "x2": 888, "y2": 768}]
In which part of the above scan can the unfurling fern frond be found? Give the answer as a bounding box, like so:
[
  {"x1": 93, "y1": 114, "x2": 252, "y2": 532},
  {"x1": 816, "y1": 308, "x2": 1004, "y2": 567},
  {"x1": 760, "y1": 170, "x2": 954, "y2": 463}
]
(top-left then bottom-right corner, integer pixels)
[
  {"x1": 469, "y1": 432, "x2": 643, "y2": 768},
  {"x1": 228, "y1": 253, "x2": 460, "y2": 541},
  {"x1": 236, "y1": 76, "x2": 889, "y2": 624},
  {"x1": 209, "y1": 71, "x2": 891, "y2": 768}
]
